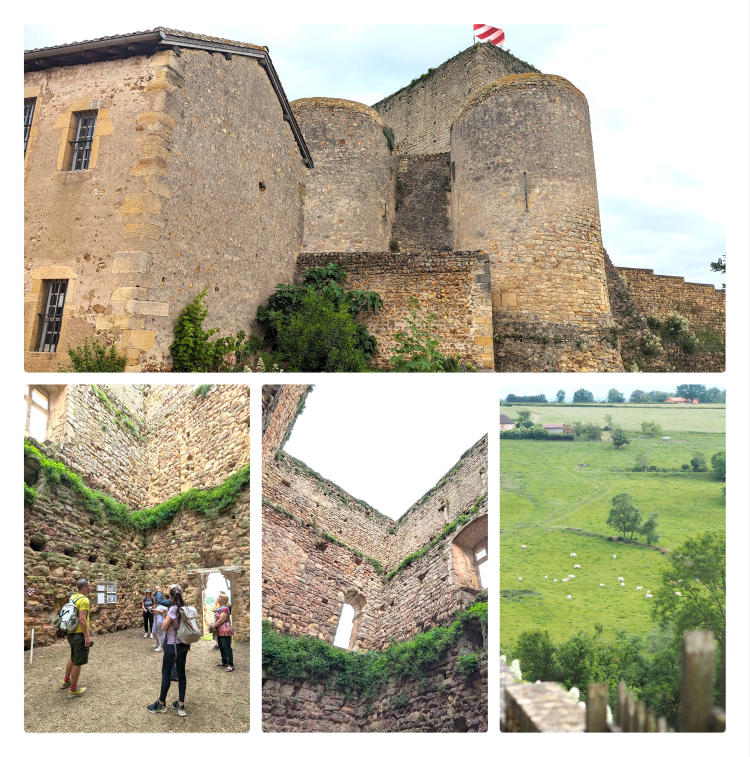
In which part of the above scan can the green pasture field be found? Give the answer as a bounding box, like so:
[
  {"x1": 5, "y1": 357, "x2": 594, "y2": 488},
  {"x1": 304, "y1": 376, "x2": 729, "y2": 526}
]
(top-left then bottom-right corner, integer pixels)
[
  {"x1": 500, "y1": 434, "x2": 725, "y2": 547},
  {"x1": 500, "y1": 528, "x2": 668, "y2": 647},
  {"x1": 505, "y1": 403, "x2": 726, "y2": 434}
]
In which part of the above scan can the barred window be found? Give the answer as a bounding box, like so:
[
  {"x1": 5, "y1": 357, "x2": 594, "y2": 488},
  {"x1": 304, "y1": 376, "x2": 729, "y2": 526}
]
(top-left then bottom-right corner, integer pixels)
[
  {"x1": 24, "y1": 98, "x2": 36, "y2": 155},
  {"x1": 37, "y1": 279, "x2": 68, "y2": 353},
  {"x1": 70, "y1": 111, "x2": 97, "y2": 170}
]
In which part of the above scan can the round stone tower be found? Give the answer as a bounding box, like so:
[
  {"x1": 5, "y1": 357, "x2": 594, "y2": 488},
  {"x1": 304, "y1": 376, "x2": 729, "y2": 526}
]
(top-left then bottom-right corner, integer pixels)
[
  {"x1": 291, "y1": 97, "x2": 396, "y2": 254},
  {"x1": 451, "y1": 73, "x2": 622, "y2": 372}
]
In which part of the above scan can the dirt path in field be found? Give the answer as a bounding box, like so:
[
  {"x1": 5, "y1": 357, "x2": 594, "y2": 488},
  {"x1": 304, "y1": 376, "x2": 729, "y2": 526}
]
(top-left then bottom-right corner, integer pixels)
[{"x1": 24, "y1": 628, "x2": 249, "y2": 733}]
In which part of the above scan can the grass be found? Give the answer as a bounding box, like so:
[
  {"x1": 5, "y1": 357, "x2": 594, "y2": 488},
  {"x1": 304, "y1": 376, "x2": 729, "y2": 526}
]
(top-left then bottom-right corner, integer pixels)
[
  {"x1": 500, "y1": 417, "x2": 725, "y2": 649},
  {"x1": 505, "y1": 403, "x2": 726, "y2": 433}
]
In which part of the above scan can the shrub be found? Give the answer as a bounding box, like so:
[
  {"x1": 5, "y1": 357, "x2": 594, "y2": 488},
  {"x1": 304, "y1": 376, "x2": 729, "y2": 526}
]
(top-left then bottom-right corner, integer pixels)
[
  {"x1": 690, "y1": 452, "x2": 707, "y2": 472},
  {"x1": 456, "y1": 654, "x2": 480, "y2": 676},
  {"x1": 389, "y1": 239, "x2": 400, "y2": 251},
  {"x1": 61, "y1": 339, "x2": 127, "y2": 373},
  {"x1": 641, "y1": 333, "x2": 663, "y2": 356},
  {"x1": 383, "y1": 126, "x2": 395, "y2": 151},
  {"x1": 665, "y1": 311, "x2": 690, "y2": 336},
  {"x1": 679, "y1": 332, "x2": 700, "y2": 354},
  {"x1": 646, "y1": 315, "x2": 663, "y2": 330},
  {"x1": 24, "y1": 482, "x2": 37, "y2": 505},
  {"x1": 711, "y1": 451, "x2": 726, "y2": 480}
]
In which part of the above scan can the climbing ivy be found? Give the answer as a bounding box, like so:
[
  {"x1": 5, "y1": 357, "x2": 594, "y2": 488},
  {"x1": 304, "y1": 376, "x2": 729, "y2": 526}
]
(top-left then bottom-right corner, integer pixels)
[
  {"x1": 23, "y1": 440, "x2": 248, "y2": 531},
  {"x1": 261, "y1": 600, "x2": 487, "y2": 699},
  {"x1": 91, "y1": 385, "x2": 143, "y2": 441}
]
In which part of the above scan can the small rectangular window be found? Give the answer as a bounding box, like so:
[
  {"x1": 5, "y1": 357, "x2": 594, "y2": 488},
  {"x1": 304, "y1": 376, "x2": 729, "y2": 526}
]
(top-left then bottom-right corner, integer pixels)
[
  {"x1": 70, "y1": 111, "x2": 97, "y2": 170},
  {"x1": 37, "y1": 279, "x2": 68, "y2": 353},
  {"x1": 24, "y1": 98, "x2": 36, "y2": 155},
  {"x1": 24, "y1": 385, "x2": 50, "y2": 441}
]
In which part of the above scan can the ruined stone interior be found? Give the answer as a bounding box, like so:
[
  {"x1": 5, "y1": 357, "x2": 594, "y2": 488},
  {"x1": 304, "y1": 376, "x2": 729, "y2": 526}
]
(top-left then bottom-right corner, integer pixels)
[
  {"x1": 24, "y1": 384, "x2": 249, "y2": 649},
  {"x1": 261, "y1": 385, "x2": 489, "y2": 731}
]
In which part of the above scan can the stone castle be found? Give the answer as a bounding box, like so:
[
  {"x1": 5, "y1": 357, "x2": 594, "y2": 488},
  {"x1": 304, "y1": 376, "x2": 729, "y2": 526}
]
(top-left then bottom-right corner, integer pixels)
[
  {"x1": 24, "y1": 29, "x2": 724, "y2": 372},
  {"x1": 23, "y1": 384, "x2": 249, "y2": 649},
  {"x1": 262, "y1": 385, "x2": 488, "y2": 731}
]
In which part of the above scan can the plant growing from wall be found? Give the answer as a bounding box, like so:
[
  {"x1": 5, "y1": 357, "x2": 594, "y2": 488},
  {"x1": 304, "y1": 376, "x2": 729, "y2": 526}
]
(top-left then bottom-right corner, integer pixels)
[
  {"x1": 193, "y1": 384, "x2": 212, "y2": 398},
  {"x1": 91, "y1": 385, "x2": 143, "y2": 440},
  {"x1": 383, "y1": 126, "x2": 395, "y2": 151},
  {"x1": 256, "y1": 264, "x2": 382, "y2": 372},
  {"x1": 60, "y1": 339, "x2": 127, "y2": 373}
]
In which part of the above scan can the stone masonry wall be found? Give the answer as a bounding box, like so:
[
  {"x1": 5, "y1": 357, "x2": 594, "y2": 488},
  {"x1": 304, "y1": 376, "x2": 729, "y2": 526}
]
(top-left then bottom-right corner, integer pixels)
[
  {"x1": 392, "y1": 153, "x2": 452, "y2": 252},
  {"x1": 372, "y1": 42, "x2": 538, "y2": 155},
  {"x1": 295, "y1": 251, "x2": 494, "y2": 369},
  {"x1": 615, "y1": 267, "x2": 725, "y2": 333},
  {"x1": 262, "y1": 619, "x2": 487, "y2": 732},
  {"x1": 145, "y1": 385, "x2": 249, "y2": 505},
  {"x1": 261, "y1": 384, "x2": 312, "y2": 465},
  {"x1": 24, "y1": 452, "x2": 249, "y2": 649},
  {"x1": 292, "y1": 98, "x2": 396, "y2": 254}
]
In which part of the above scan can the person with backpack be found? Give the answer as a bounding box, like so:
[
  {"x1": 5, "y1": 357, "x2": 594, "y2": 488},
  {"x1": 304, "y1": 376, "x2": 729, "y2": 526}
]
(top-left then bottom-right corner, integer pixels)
[
  {"x1": 147, "y1": 585, "x2": 199, "y2": 716},
  {"x1": 58, "y1": 578, "x2": 92, "y2": 699},
  {"x1": 211, "y1": 591, "x2": 234, "y2": 672},
  {"x1": 142, "y1": 589, "x2": 155, "y2": 638}
]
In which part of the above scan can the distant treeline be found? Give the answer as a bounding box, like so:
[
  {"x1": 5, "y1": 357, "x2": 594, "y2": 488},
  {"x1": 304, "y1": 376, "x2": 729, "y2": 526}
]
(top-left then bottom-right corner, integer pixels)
[
  {"x1": 505, "y1": 394, "x2": 548, "y2": 403},
  {"x1": 502, "y1": 386, "x2": 725, "y2": 405}
]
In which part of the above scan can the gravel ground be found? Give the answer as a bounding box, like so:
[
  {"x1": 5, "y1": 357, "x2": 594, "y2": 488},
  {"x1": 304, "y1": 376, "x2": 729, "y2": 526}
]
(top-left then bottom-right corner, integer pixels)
[{"x1": 24, "y1": 628, "x2": 249, "y2": 732}]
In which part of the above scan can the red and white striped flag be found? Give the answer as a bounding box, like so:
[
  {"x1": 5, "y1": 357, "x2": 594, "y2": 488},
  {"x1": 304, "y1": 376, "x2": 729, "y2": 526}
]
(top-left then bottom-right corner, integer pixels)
[{"x1": 474, "y1": 24, "x2": 505, "y2": 46}]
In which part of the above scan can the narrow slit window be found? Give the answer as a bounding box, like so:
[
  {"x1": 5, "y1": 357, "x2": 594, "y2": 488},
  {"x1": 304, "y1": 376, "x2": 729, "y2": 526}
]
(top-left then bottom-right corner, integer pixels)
[
  {"x1": 333, "y1": 603, "x2": 355, "y2": 649},
  {"x1": 70, "y1": 111, "x2": 97, "y2": 170},
  {"x1": 24, "y1": 386, "x2": 50, "y2": 441},
  {"x1": 24, "y1": 98, "x2": 36, "y2": 155},
  {"x1": 37, "y1": 279, "x2": 68, "y2": 353},
  {"x1": 475, "y1": 544, "x2": 489, "y2": 589},
  {"x1": 523, "y1": 172, "x2": 528, "y2": 210}
]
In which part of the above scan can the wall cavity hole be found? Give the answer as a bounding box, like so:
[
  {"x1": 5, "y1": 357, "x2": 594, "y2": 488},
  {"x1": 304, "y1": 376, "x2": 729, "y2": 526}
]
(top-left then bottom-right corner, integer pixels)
[
  {"x1": 109, "y1": 558, "x2": 117, "y2": 566},
  {"x1": 64, "y1": 548, "x2": 74, "y2": 557},
  {"x1": 88, "y1": 554, "x2": 97, "y2": 563},
  {"x1": 354, "y1": 557, "x2": 363, "y2": 566},
  {"x1": 259, "y1": 181, "x2": 266, "y2": 192},
  {"x1": 89, "y1": 519, "x2": 95, "y2": 525},
  {"x1": 314, "y1": 542, "x2": 329, "y2": 552},
  {"x1": 30, "y1": 538, "x2": 44, "y2": 552},
  {"x1": 322, "y1": 598, "x2": 328, "y2": 604},
  {"x1": 126, "y1": 561, "x2": 133, "y2": 569}
]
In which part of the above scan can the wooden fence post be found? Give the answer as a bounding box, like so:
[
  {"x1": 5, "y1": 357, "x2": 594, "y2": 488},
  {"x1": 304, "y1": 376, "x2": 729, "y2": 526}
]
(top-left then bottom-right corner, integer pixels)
[
  {"x1": 586, "y1": 683, "x2": 608, "y2": 732},
  {"x1": 626, "y1": 690, "x2": 636, "y2": 732},
  {"x1": 681, "y1": 630, "x2": 715, "y2": 732},
  {"x1": 616, "y1": 681, "x2": 628, "y2": 730}
]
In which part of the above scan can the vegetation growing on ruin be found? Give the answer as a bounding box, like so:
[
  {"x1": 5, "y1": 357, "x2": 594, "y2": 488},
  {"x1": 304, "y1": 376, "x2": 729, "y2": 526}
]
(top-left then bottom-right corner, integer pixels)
[
  {"x1": 385, "y1": 496, "x2": 486, "y2": 583},
  {"x1": 262, "y1": 599, "x2": 487, "y2": 699},
  {"x1": 24, "y1": 481, "x2": 37, "y2": 504},
  {"x1": 383, "y1": 126, "x2": 395, "y2": 151},
  {"x1": 23, "y1": 440, "x2": 248, "y2": 531},
  {"x1": 276, "y1": 387, "x2": 314, "y2": 456},
  {"x1": 91, "y1": 385, "x2": 144, "y2": 440},
  {"x1": 61, "y1": 338, "x2": 127, "y2": 373}
]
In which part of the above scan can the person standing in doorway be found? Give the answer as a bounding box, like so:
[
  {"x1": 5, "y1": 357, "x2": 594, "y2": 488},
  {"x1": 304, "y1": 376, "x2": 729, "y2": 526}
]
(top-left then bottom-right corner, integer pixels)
[
  {"x1": 213, "y1": 591, "x2": 234, "y2": 672},
  {"x1": 61, "y1": 578, "x2": 92, "y2": 699}
]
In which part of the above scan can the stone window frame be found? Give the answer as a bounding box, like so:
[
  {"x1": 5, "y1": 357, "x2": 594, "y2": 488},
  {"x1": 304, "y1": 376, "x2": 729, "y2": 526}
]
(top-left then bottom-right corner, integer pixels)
[
  {"x1": 450, "y1": 514, "x2": 488, "y2": 591},
  {"x1": 334, "y1": 589, "x2": 367, "y2": 651},
  {"x1": 25, "y1": 265, "x2": 79, "y2": 360},
  {"x1": 24, "y1": 385, "x2": 49, "y2": 441},
  {"x1": 54, "y1": 97, "x2": 113, "y2": 173},
  {"x1": 24, "y1": 87, "x2": 41, "y2": 163}
]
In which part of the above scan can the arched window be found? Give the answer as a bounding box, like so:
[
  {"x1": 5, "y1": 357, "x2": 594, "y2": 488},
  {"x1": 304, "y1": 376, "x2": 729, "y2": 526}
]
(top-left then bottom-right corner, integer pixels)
[
  {"x1": 332, "y1": 590, "x2": 366, "y2": 650},
  {"x1": 451, "y1": 514, "x2": 489, "y2": 590}
]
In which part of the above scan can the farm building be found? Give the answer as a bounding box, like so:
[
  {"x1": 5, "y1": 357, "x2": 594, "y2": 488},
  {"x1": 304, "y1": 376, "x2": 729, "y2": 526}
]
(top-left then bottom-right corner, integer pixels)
[
  {"x1": 542, "y1": 423, "x2": 565, "y2": 434},
  {"x1": 500, "y1": 414, "x2": 515, "y2": 430}
]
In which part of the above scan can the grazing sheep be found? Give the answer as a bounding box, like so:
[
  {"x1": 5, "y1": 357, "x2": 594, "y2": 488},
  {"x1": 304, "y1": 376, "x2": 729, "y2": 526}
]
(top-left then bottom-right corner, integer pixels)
[
  {"x1": 675, "y1": 591, "x2": 682, "y2": 596},
  {"x1": 618, "y1": 577, "x2": 624, "y2": 582},
  {"x1": 613, "y1": 555, "x2": 617, "y2": 559},
  {"x1": 600, "y1": 583, "x2": 605, "y2": 587},
  {"x1": 562, "y1": 578, "x2": 569, "y2": 582},
  {"x1": 545, "y1": 575, "x2": 548, "y2": 578},
  {"x1": 554, "y1": 579, "x2": 557, "y2": 582},
  {"x1": 521, "y1": 545, "x2": 527, "y2": 549},
  {"x1": 696, "y1": 579, "x2": 701, "y2": 583},
  {"x1": 620, "y1": 583, "x2": 625, "y2": 587},
  {"x1": 570, "y1": 553, "x2": 577, "y2": 558},
  {"x1": 518, "y1": 577, "x2": 523, "y2": 581},
  {"x1": 569, "y1": 574, "x2": 575, "y2": 579},
  {"x1": 636, "y1": 586, "x2": 643, "y2": 591},
  {"x1": 567, "y1": 595, "x2": 572, "y2": 600},
  {"x1": 574, "y1": 564, "x2": 582, "y2": 569},
  {"x1": 646, "y1": 594, "x2": 653, "y2": 599}
]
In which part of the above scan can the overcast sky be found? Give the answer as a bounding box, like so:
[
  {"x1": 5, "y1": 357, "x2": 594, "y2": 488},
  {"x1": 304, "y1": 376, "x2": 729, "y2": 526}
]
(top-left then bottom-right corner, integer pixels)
[
  {"x1": 23, "y1": 10, "x2": 748, "y2": 288},
  {"x1": 282, "y1": 383, "x2": 488, "y2": 519}
]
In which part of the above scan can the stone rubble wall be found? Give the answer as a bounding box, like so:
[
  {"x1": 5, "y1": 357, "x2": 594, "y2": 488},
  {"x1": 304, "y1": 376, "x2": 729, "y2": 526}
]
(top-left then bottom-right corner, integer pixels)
[
  {"x1": 373, "y1": 42, "x2": 538, "y2": 156},
  {"x1": 262, "y1": 621, "x2": 487, "y2": 732},
  {"x1": 261, "y1": 384, "x2": 312, "y2": 465},
  {"x1": 292, "y1": 98, "x2": 396, "y2": 254},
  {"x1": 24, "y1": 457, "x2": 249, "y2": 649},
  {"x1": 502, "y1": 678, "x2": 585, "y2": 732},
  {"x1": 145, "y1": 385, "x2": 249, "y2": 505},
  {"x1": 615, "y1": 267, "x2": 725, "y2": 333},
  {"x1": 296, "y1": 251, "x2": 494, "y2": 369},
  {"x1": 391, "y1": 153, "x2": 452, "y2": 252}
]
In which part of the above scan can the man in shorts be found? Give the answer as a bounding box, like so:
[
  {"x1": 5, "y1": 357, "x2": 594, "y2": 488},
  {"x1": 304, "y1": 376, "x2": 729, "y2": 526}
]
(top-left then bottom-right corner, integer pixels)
[{"x1": 62, "y1": 578, "x2": 92, "y2": 699}]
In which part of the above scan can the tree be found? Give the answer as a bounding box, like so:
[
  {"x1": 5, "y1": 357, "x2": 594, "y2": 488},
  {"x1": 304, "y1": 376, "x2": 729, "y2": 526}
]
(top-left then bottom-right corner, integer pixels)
[
  {"x1": 636, "y1": 450, "x2": 651, "y2": 472},
  {"x1": 675, "y1": 384, "x2": 707, "y2": 402},
  {"x1": 611, "y1": 428, "x2": 631, "y2": 449},
  {"x1": 710, "y1": 253, "x2": 726, "y2": 289},
  {"x1": 649, "y1": 531, "x2": 726, "y2": 666},
  {"x1": 640, "y1": 512, "x2": 660, "y2": 544},
  {"x1": 705, "y1": 387, "x2": 726, "y2": 404},
  {"x1": 572, "y1": 421, "x2": 585, "y2": 437},
  {"x1": 516, "y1": 410, "x2": 532, "y2": 422},
  {"x1": 690, "y1": 452, "x2": 707, "y2": 472},
  {"x1": 711, "y1": 451, "x2": 726, "y2": 481},
  {"x1": 606, "y1": 493, "x2": 643, "y2": 540},
  {"x1": 556, "y1": 390, "x2": 566, "y2": 403},
  {"x1": 573, "y1": 388, "x2": 594, "y2": 403},
  {"x1": 512, "y1": 629, "x2": 559, "y2": 682},
  {"x1": 607, "y1": 388, "x2": 625, "y2": 403},
  {"x1": 604, "y1": 413, "x2": 614, "y2": 429},
  {"x1": 641, "y1": 421, "x2": 664, "y2": 438},
  {"x1": 630, "y1": 389, "x2": 646, "y2": 404}
]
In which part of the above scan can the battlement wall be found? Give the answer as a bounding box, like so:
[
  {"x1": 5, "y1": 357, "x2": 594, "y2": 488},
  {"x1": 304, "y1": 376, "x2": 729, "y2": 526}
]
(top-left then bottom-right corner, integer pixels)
[
  {"x1": 296, "y1": 250, "x2": 494, "y2": 369},
  {"x1": 373, "y1": 43, "x2": 538, "y2": 155}
]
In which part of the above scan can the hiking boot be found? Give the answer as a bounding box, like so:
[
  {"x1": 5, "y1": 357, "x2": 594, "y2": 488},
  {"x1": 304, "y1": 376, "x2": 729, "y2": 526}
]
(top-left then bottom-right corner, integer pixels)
[
  {"x1": 147, "y1": 700, "x2": 167, "y2": 714},
  {"x1": 67, "y1": 686, "x2": 87, "y2": 699},
  {"x1": 61, "y1": 680, "x2": 71, "y2": 689},
  {"x1": 172, "y1": 701, "x2": 187, "y2": 716},
  {"x1": 144, "y1": 633, "x2": 149, "y2": 638}
]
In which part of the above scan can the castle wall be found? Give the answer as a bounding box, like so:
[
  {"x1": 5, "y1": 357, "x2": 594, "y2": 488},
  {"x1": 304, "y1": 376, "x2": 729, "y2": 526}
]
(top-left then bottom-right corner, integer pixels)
[
  {"x1": 292, "y1": 98, "x2": 396, "y2": 254},
  {"x1": 296, "y1": 251, "x2": 494, "y2": 369},
  {"x1": 372, "y1": 43, "x2": 538, "y2": 155},
  {"x1": 615, "y1": 267, "x2": 725, "y2": 333},
  {"x1": 145, "y1": 384, "x2": 249, "y2": 505},
  {"x1": 24, "y1": 463, "x2": 249, "y2": 649},
  {"x1": 451, "y1": 73, "x2": 622, "y2": 373},
  {"x1": 24, "y1": 48, "x2": 306, "y2": 372},
  {"x1": 261, "y1": 384, "x2": 311, "y2": 465},
  {"x1": 391, "y1": 153, "x2": 452, "y2": 252},
  {"x1": 262, "y1": 622, "x2": 487, "y2": 732}
]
